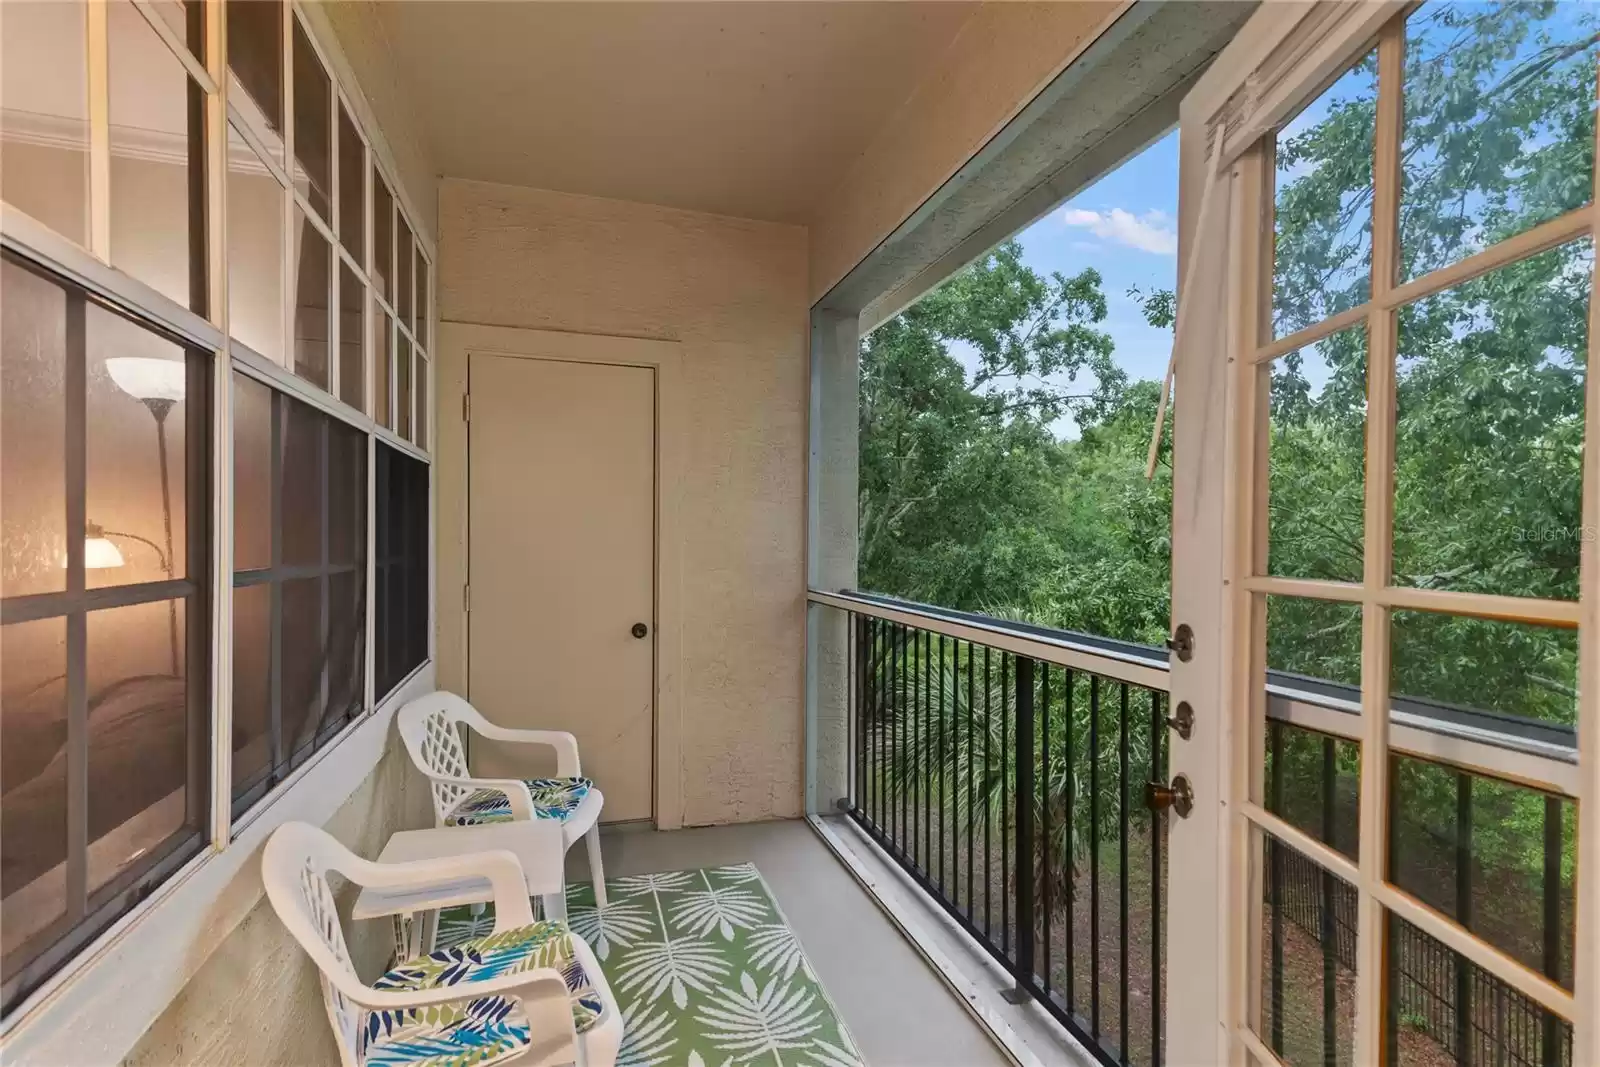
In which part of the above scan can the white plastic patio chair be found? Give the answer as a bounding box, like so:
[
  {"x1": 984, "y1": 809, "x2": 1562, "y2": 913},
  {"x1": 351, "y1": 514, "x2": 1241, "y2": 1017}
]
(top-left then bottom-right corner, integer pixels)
[
  {"x1": 262, "y1": 821, "x2": 622, "y2": 1067},
  {"x1": 397, "y1": 692, "x2": 608, "y2": 906}
]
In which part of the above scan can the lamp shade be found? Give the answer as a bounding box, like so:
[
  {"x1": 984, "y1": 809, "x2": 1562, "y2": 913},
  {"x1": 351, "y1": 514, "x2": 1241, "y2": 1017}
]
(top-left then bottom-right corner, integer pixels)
[
  {"x1": 84, "y1": 535, "x2": 125, "y2": 569},
  {"x1": 106, "y1": 357, "x2": 186, "y2": 402}
]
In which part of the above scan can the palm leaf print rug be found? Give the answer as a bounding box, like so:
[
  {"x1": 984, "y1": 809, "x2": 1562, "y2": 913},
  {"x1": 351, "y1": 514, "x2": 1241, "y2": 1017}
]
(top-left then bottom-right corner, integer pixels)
[{"x1": 435, "y1": 863, "x2": 866, "y2": 1067}]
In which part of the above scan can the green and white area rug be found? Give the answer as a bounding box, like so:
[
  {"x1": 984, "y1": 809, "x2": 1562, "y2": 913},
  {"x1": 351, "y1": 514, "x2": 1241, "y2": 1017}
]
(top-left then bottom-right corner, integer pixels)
[{"x1": 435, "y1": 863, "x2": 866, "y2": 1067}]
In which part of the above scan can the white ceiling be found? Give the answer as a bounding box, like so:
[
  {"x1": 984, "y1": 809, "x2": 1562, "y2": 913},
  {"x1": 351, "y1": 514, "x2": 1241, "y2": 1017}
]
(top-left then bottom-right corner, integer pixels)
[{"x1": 371, "y1": 1, "x2": 980, "y2": 224}]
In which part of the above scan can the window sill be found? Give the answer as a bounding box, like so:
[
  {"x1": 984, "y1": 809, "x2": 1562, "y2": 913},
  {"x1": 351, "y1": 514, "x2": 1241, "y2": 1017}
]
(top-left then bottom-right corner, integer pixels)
[{"x1": 0, "y1": 662, "x2": 436, "y2": 1065}]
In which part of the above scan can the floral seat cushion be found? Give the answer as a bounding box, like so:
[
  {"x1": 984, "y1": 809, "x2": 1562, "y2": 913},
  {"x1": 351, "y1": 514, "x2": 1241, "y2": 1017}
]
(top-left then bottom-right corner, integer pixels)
[
  {"x1": 360, "y1": 921, "x2": 604, "y2": 1066},
  {"x1": 444, "y1": 776, "x2": 593, "y2": 827}
]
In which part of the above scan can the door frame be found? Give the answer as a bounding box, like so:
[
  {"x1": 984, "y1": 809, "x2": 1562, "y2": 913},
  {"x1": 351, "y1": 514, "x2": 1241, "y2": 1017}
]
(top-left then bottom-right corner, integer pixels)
[{"x1": 436, "y1": 321, "x2": 686, "y2": 829}]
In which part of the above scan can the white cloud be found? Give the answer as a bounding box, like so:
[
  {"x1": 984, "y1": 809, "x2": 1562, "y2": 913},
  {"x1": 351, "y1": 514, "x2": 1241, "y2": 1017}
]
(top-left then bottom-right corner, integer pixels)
[{"x1": 1059, "y1": 207, "x2": 1177, "y2": 255}]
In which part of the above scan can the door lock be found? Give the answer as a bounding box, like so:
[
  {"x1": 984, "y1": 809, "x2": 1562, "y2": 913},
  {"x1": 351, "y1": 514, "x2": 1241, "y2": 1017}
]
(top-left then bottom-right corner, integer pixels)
[
  {"x1": 631, "y1": 622, "x2": 649, "y2": 639},
  {"x1": 1167, "y1": 700, "x2": 1195, "y2": 740},
  {"x1": 1165, "y1": 623, "x2": 1194, "y2": 663},
  {"x1": 1146, "y1": 774, "x2": 1194, "y2": 819}
]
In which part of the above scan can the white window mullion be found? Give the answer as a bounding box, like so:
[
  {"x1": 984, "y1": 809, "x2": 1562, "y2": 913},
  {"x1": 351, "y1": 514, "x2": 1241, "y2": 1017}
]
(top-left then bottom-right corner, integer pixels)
[
  {"x1": 207, "y1": 0, "x2": 234, "y2": 849},
  {"x1": 1353, "y1": 21, "x2": 1403, "y2": 1066},
  {"x1": 1572, "y1": 106, "x2": 1600, "y2": 1067}
]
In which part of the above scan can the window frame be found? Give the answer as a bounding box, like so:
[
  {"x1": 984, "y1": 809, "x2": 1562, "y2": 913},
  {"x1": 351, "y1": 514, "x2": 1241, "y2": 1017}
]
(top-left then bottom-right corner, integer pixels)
[
  {"x1": 1189, "y1": 7, "x2": 1600, "y2": 1066},
  {"x1": 0, "y1": 0, "x2": 436, "y2": 1026}
]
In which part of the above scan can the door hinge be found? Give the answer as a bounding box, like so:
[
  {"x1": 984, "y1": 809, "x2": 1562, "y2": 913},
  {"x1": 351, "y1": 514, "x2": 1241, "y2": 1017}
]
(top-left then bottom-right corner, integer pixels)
[
  {"x1": 463, "y1": 583, "x2": 471, "y2": 612},
  {"x1": 462, "y1": 393, "x2": 471, "y2": 422}
]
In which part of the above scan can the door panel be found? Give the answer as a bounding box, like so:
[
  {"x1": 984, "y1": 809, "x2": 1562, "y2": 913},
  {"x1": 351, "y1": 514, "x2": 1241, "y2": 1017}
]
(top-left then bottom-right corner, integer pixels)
[{"x1": 467, "y1": 354, "x2": 655, "y2": 822}]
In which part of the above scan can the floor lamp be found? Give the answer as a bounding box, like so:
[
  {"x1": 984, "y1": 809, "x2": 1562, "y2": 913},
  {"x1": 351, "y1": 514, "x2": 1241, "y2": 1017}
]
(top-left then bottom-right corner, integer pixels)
[{"x1": 104, "y1": 356, "x2": 185, "y2": 676}]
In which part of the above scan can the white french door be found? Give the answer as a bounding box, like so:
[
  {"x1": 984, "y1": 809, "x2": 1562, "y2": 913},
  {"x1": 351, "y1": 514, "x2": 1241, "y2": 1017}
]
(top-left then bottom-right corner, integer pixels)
[{"x1": 1169, "y1": 4, "x2": 1600, "y2": 1065}]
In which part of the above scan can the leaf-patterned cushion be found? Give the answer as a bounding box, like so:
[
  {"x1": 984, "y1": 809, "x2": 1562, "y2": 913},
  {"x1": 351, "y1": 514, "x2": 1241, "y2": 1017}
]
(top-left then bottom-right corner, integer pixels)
[
  {"x1": 444, "y1": 776, "x2": 594, "y2": 827},
  {"x1": 360, "y1": 921, "x2": 604, "y2": 1066}
]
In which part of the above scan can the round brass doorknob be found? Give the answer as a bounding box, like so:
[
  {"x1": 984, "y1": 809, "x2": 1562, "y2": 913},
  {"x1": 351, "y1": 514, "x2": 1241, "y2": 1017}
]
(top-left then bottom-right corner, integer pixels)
[{"x1": 631, "y1": 622, "x2": 649, "y2": 639}]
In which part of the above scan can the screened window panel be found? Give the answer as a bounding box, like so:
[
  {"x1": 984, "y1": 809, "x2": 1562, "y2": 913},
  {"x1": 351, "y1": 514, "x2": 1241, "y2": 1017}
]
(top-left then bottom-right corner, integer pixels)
[
  {"x1": 0, "y1": 254, "x2": 209, "y2": 1015},
  {"x1": 226, "y1": 0, "x2": 283, "y2": 161},
  {"x1": 227, "y1": 122, "x2": 284, "y2": 363},
  {"x1": 292, "y1": 208, "x2": 331, "y2": 389},
  {"x1": 375, "y1": 441, "x2": 427, "y2": 701},
  {"x1": 1, "y1": 260, "x2": 68, "y2": 598},
  {"x1": 396, "y1": 332, "x2": 411, "y2": 442},
  {"x1": 397, "y1": 217, "x2": 413, "y2": 328},
  {"x1": 337, "y1": 260, "x2": 365, "y2": 413},
  {"x1": 372, "y1": 168, "x2": 393, "y2": 304},
  {"x1": 336, "y1": 103, "x2": 364, "y2": 257},
  {"x1": 375, "y1": 308, "x2": 392, "y2": 430}
]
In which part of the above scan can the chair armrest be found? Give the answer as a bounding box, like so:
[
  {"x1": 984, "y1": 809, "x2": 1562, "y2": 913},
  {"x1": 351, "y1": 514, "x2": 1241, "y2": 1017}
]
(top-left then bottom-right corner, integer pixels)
[
  {"x1": 418, "y1": 771, "x2": 539, "y2": 822},
  {"x1": 348, "y1": 966, "x2": 571, "y2": 1010},
  {"x1": 347, "y1": 848, "x2": 535, "y2": 928},
  {"x1": 462, "y1": 723, "x2": 582, "y2": 779}
]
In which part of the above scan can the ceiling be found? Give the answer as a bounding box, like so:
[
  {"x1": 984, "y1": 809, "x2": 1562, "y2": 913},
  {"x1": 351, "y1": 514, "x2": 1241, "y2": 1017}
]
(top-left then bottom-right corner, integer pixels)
[{"x1": 371, "y1": 1, "x2": 980, "y2": 224}]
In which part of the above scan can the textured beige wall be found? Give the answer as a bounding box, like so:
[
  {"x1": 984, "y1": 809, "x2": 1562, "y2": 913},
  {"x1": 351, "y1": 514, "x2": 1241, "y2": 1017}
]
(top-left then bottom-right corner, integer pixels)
[
  {"x1": 807, "y1": 0, "x2": 1121, "y2": 303},
  {"x1": 121, "y1": 734, "x2": 433, "y2": 1067},
  {"x1": 438, "y1": 178, "x2": 810, "y2": 827}
]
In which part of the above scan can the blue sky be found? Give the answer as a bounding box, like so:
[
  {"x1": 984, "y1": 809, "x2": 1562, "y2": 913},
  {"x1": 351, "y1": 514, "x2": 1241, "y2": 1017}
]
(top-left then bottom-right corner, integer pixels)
[{"x1": 947, "y1": 128, "x2": 1179, "y2": 438}]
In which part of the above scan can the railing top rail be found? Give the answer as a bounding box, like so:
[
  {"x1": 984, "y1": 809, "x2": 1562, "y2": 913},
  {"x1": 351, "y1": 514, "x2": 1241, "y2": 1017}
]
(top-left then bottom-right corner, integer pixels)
[{"x1": 810, "y1": 588, "x2": 1579, "y2": 785}]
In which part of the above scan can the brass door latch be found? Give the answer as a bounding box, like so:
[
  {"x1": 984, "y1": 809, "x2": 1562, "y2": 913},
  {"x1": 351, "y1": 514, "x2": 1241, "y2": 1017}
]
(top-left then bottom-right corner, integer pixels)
[
  {"x1": 1146, "y1": 774, "x2": 1194, "y2": 819},
  {"x1": 1167, "y1": 700, "x2": 1194, "y2": 740},
  {"x1": 1165, "y1": 623, "x2": 1194, "y2": 662}
]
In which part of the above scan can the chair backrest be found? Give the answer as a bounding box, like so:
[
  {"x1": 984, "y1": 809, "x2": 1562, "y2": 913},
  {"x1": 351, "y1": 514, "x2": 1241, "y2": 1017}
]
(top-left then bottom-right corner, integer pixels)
[
  {"x1": 261, "y1": 822, "x2": 366, "y2": 1066},
  {"x1": 396, "y1": 691, "x2": 490, "y2": 826}
]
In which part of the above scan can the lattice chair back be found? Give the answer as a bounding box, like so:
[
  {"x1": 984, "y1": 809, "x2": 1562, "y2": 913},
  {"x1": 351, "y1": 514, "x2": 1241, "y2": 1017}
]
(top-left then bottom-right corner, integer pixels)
[
  {"x1": 397, "y1": 691, "x2": 484, "y2": 826},
  {"x1": 261, "y1": 822, "x2": 367, "y2": 1067}
]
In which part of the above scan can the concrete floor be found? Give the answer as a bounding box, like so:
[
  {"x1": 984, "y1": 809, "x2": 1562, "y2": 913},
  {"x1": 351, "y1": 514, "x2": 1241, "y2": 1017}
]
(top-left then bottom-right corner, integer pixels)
[{"x1": 569, "y1": 818, "x2": 1009, "y2": 1067}]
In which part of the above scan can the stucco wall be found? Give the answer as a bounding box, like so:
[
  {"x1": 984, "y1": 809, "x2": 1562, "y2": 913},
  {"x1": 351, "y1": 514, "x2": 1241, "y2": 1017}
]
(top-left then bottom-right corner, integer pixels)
[
  {"x1": 120, "y1": 732, "x2": 433, "y2": 1067},
  {"x1": 807, "y1": 0, "x2": 1121, "y2": 303},
  {"x1": 437, "y1": 178, "x2": 810, "y2": 827}
]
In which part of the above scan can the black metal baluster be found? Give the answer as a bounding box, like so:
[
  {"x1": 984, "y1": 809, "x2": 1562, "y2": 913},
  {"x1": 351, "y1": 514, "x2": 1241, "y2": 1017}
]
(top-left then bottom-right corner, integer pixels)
[
  {"x1": 1090, "y1": 672, "x2": 1101, "y2": 1038},
  {"x1": 1067, "y1": 670, "x2": 1078, "y2": 1017},
  {"x1": 985, "y1": 645, "x2": 993, "y2": 941},
  {"x1": 1456, "y1": 770, "x2": 1473, "y2": 1067},
  {"x1": 1042, "y1": 663, "x2": 1053, "y2": 997},
  {"x1": 1014, "y1": 656, "x2": 1036, "y2": 997},
  {"x1": 925, "y1": 629, "x2": 934, "y2": 882},
  {"x1": 1151, "y1": 689, "x2": 1164, "y2": 1067},
  {"x1": 1269, "y1": 720, "x2": 1285, "y2": 1054},
  {"x1": 1322, "y1": 735, "x2": 1338, "y2": 1067},
  {"x1": 1542, "y1": 795, "x2": 1562, "y2": 1067},
  {"x1": 1119, "y1": 682, "x2": 1130, "y2": 1063},
  {"x1": 967, "y1": 640, "x2": 976, "y2": 925},
  {"x1": 1003, "y1": 653, "x2": 1012, "y2": 959},
  {"x1": 939, "y1": 632, "x2": 947, "y2": 897},
  {"x1": 913, "y1": 627, "x2": 922, "y2": 869},
  {"x1": 893, "y1": 623, "x2": 904, "y2": 853}
]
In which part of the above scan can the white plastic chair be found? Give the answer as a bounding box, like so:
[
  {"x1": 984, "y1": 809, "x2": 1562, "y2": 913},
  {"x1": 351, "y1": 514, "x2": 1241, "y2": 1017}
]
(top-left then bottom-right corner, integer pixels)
[
  {"x1": 262, "y1": 821, "x2": 622, "y2": 1067},
  {"x1": 397, "y1": 692, "x2": 608, "y2": 906}
]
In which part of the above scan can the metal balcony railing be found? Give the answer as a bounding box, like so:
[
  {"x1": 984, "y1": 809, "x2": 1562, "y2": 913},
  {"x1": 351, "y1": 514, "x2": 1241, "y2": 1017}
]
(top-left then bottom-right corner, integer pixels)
[{"x1": 809, "y1": 589, "x2": 1578, "y2": 1067}]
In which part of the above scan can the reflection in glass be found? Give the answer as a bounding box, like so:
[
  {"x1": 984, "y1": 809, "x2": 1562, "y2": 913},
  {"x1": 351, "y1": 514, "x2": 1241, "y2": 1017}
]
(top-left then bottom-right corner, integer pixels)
[
  {"x1": 291, "y1": 19, "x2": 330, "y2": 221},
  {"x1": 109, "y1": 1, "x2": 207, "y2": 313},
  {"x1": 233, "y1": 373, "x2": 273, "y2": 571},
  {"x1": 328, "y1": 570, "x2": 364, "y2": 729},
  {"x1": 146, "y1": 2, "x2": 202, "y2": 57},
  {"x1": 375, "y1": 309, "x2": 392, "y2": 430},
  {"x1": 292, "y1": 209, "x2": 331, "y2": 390},
  {"x1": 373, "y1": 168, "x2": 393, "y2": 303},
  {"x1": 416, "y1": 255, "x2": 430, "y2": 351},
  {"x1": 1273, "y1": 51, "x2": 1377, "y2": 337},
  {"x1": 1391, "y1": 611, "x2": 1577, "y2": 730},
  {"x1": 1401, "y1": 3, "x2": 1599, "y2": 281},
  {"x1": 86, "y1": 316, "x2": 190, "y2": 593},
  {"x1": 1258, "y1": 832, "x2": 1355, "y2": 1067},
  {"x1": 226, "y1": 0, "x2": 283, "y2": 160},
  {"x1": 1, "y1": 618, "x2": 68, "y2": 985},
  {"x1": 337, "y1": 103, "x2": 364, "y2": 257},
  {"x1": 396, "y1": 331, "x2": 412, "y2": 441},
  {"x1": 415, "y1": 356, "x2": 429, "y2": 450},
  {"x1": 329, "y1": 418, "x2": 364, "y2": 566},
  {"x1": 228, "y1": 123, "x2": 284, "y2": 363},
  {"x1": 1, "y1": 258, "x2": 68, "y2": 598},
  {"x1": 1267, "y1": 325, "x2": 1366, "y2": 583},
  {"x1": 0, "y1": 1, "x2": 89, "y2": 244},
  {"x1": 1394, "y1": 239, "x2": 1590, "y2": 601},
  {"x1": 338, "y1": 260, "x2": 365, "y2": 413},
  {"x1": 280, "y1": 576, "x2": 321, "y2": 763},
  {"x1": 397, "y1": 216, "x2": 414, "y2": 328},
  {"x1": 85, "y1": 599, "x2": 194, "y2": 897}
]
